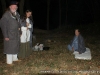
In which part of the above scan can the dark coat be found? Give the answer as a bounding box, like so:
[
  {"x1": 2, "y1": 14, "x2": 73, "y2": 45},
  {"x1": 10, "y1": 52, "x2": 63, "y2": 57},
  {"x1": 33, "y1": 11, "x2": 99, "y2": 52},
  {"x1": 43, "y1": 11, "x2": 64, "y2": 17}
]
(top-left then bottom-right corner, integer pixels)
[
  {"x1": 0, "y1": 11, "x2": 21, "y2": 54},
  {"x1": 70, "y1": 34, "x2": 86, "y2": 54}
]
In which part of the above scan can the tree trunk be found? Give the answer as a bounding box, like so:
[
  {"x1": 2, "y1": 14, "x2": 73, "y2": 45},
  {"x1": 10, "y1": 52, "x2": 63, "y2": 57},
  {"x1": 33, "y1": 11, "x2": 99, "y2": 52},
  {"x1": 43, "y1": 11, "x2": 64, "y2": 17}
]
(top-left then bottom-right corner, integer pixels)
[
  {"x1": 19, "y1": 0, "x2": 25, "y2": 16},
  {"x1": 84, "y1": 0, "x2": 95, "y2": 24},
  {"x1": 65, "y1": 0, "x2": 67, "y2": 26},
  {"x1": 25, "y1": 0, "x2": 30, "y2": 10},
  {"x1": 0, "y1": 0, "x2": 6, "y2": 13},
  {"x1": 93, "y1": 0, "x2": 100, "y2": 23},
  {"x1": 47, "y1": 0, "x2": 50, "y2": 30},
  {"x1": 84, "y1": 0, "x2": 100, "y2": 23},
  {"x1": 6, "y1": 0, "x2": 11, "y2": 7},
  {"x1": 59, "y1": 0, "x2": 61, "y2": 28}
]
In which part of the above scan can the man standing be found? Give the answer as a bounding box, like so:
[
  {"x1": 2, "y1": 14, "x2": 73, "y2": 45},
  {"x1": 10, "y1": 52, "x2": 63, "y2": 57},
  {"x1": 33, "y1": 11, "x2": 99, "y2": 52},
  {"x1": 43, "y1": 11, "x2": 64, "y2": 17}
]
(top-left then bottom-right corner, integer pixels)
[{"x1": 0, "y1": 1, "x2": 21, "y2": 64}]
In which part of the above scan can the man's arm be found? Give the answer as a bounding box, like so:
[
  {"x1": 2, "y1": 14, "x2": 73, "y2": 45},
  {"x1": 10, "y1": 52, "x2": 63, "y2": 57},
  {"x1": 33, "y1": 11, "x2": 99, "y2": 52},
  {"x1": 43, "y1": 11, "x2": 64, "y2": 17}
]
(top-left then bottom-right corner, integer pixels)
[{"x1": 0, "y1": 14, "x2": 9, "y2": 41}]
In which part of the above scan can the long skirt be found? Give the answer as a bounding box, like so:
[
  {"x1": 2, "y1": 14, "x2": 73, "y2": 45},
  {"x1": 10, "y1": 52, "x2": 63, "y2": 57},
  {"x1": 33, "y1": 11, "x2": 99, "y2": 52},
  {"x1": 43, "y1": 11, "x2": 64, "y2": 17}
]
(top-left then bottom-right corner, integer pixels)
[{"x1": 18, "y1": 42, "x2": 32, "y2": 59}]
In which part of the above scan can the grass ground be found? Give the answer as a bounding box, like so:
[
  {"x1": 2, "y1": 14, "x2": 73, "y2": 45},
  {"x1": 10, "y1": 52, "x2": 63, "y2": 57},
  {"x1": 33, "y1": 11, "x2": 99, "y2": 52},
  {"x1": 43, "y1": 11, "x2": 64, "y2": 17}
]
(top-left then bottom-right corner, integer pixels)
[{"x1": 0, "y1": 26, "x2": 100, "y2": 75}]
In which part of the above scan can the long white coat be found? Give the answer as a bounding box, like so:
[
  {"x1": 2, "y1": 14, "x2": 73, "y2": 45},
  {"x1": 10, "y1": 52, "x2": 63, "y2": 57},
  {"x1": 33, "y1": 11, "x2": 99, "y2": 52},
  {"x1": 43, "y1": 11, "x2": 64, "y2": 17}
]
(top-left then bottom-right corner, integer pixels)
[{"x1": 20, "y1": 18, "x2": 32, "y2": 43}]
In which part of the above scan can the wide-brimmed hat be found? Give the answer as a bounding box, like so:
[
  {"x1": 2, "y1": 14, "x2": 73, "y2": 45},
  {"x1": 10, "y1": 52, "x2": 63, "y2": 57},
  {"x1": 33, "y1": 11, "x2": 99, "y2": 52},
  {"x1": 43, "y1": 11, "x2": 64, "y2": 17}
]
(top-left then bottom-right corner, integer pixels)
[{"x1": 9, "y1": 1, "x2": 18, "y2": 6}]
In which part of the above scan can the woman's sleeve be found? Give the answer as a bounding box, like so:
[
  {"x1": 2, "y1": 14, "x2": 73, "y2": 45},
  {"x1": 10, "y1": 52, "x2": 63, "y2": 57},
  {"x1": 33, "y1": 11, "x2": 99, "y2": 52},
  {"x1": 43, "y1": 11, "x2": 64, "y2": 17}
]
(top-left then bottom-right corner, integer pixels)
[
  {"x1": 78, "y1": 36, "x2": 85, "y2": 54},
  {"x1": 28, "y1": 20, "x2": 33, "y2": 32},
  {"x1": 20, "y1": 19, "x2": 27, "y2": 31},
  {"x1": 27, "y1": 24, "x2": 32, "y2": 28}
]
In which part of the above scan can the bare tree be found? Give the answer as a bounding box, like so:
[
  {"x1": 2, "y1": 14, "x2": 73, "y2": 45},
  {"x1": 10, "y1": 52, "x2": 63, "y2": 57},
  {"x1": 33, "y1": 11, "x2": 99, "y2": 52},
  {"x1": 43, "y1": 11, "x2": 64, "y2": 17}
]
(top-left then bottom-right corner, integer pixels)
[
  {"x1": 59, "y1": 0, "x2": 61, "y2": 28},
  {"x1": 0, "y1": 0, "x2": 6, "y2": 13},
  {"x1": 93, "y1": 0, "x2": 100, "y2": 23},
  {"x1": 47, "y1": 0, "x2": 50, "y2": 30},
  {"x1": 6, "y1": 0, "x2": 11, "y2": 7},
  {"x1": 25, "y1": 0, "x2": 30, "y2": 10},
  {"x1": 65, "y1": 0, "x2": 68, "y2": 26},
  {"x1": 19, "y1": 0, "x2": 25, "y2": 16},
  {"x1": 84, "y1": 0, "x2": 100, "y2": 23}
]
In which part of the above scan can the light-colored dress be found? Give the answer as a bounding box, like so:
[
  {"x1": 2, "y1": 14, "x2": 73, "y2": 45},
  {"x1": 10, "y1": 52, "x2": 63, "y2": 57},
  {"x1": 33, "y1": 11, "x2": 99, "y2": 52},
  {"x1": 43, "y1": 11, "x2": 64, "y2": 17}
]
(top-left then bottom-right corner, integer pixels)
[{"x1": 18, "y1": 18, "x2": 32, "y2": 58}]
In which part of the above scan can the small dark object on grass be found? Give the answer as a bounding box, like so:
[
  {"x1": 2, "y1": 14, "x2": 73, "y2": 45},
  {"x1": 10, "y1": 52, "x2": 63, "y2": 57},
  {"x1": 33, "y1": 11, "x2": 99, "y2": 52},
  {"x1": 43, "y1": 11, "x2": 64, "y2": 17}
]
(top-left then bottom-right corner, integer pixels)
[{"x1": 43, "y1": 47, "x2": 50, "y2": 50}]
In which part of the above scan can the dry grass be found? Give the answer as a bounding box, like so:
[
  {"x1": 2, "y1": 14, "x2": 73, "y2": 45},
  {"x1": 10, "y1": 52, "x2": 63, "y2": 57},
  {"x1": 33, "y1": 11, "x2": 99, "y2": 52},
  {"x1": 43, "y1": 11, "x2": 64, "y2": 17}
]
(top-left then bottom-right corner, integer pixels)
[{"x1": 0, "y1": 28, "x2": 100, "y2": 75}]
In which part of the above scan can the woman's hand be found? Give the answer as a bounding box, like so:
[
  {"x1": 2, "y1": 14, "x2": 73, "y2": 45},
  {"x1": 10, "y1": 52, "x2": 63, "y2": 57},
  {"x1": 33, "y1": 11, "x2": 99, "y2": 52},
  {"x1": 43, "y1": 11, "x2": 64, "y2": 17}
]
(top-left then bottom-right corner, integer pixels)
[
  {"x1": 26, "y1": 22, "x2": 29, "y2": 30},
  {"x1": 26, "y1": 22, "x2": 29, "y2": 26},
  {"x1": 26, "y1": 27, "x2": 29, "y2": 30}
]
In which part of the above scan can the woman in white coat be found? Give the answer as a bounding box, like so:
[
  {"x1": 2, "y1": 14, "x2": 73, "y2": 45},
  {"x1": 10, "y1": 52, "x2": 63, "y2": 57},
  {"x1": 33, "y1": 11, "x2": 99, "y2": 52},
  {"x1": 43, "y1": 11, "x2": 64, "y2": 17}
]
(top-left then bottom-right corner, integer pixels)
[{"x1": 18, "y1": 10, "x2": 33, "y2": 58}]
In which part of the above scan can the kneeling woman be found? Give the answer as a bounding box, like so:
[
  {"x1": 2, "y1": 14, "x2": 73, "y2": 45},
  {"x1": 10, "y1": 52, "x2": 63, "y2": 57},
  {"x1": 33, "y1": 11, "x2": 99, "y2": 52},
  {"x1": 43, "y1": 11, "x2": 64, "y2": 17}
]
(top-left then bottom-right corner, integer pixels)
[
  {"x1": 18, "y1": 10, "x2": 33, "y2": 58},
  {"x1": 67, "y1": 29, "x2": 86, "y2": 54}
]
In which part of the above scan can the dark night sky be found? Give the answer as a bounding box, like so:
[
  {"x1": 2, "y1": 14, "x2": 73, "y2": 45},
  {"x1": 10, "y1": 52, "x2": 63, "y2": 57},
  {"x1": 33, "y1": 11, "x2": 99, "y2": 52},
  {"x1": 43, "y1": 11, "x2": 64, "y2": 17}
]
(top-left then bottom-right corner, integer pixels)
[
  {"x1": 29, "y1": 0, "x2": 100, "y2": 29},
  {"x1": 0, "y1": 0, "x2": 100, "y2": 29}
]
